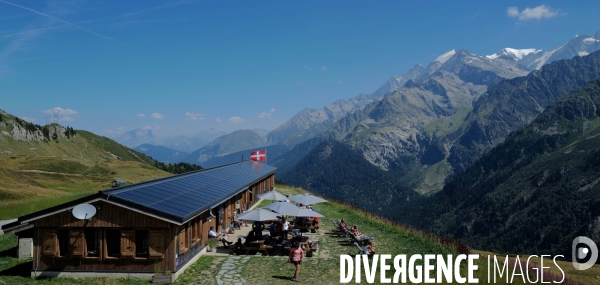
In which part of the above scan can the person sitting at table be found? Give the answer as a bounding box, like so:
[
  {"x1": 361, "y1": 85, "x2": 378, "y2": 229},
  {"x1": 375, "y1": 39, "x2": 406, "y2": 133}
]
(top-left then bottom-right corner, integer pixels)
[
  {"x1": 312, "y1": 216, "x2": 319, "y2": 227},
  {"x1": 269, "y1": 223, "x2": 277, "y2": 237},
  {"x1": 365, "y1": 241, "x2": 375, "y2": 259},
  {"x1": 230, "y1": 238, "x2": 243, "y2": 255},
  {"x1": 246, "y1": 230, "x2": 259, "y2": 243},
  {"x1": 282, "y1": 218, "x2": 290, "y2": 240},
  {"x1": 208, "y1": 226, "x2": 233, "y2": 247}
]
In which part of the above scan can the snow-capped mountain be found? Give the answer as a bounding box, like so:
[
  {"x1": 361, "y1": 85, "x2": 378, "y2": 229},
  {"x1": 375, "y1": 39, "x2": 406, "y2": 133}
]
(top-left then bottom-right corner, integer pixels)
[
  {"x1": 486, "y1": 30, "x2": 600, "y2": 70},
  {"x1": 486, "y1": 48, "x2": 542, "y2": 61}
]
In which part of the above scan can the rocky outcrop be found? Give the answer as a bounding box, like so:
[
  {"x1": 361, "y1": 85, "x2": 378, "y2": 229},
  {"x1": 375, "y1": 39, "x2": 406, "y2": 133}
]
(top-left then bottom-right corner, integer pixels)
[{"x1": 10, "y1": 123, "x2": 45, "y2": 141}]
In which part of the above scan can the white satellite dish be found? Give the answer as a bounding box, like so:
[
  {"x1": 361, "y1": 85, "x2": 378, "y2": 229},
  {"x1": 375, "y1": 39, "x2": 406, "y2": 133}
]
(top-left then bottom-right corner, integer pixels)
[{"x1": 72, "y1": 204, "x2": 97, "y2": 220}]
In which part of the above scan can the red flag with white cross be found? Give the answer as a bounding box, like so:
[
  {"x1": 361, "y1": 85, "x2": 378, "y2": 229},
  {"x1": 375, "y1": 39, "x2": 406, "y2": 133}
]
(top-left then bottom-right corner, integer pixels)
[{"x1": 250, "y1": 150, "x2": 266, "y2": 161}]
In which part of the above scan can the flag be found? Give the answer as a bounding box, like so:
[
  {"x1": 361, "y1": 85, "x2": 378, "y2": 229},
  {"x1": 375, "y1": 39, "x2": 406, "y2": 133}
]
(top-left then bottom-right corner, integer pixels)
[{"x1": 250, "y1": 150, "x2": 266, "y2": 161}]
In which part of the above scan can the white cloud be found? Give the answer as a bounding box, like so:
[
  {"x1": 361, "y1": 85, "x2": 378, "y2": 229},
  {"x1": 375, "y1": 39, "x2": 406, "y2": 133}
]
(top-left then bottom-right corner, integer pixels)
[
  {"x1": 60, "y1": 116, "x2": 74, "y2": 122},
  {"x1": 215, "y1": 117, "x2": 222, "y2": 123},
  {"x1": 303, "y1": 65, "x2": 311, "y2": 70},
  {"x1": 185, "y1": 112, "x2": 205, "y2": 121},
  {"x1": 507, "y1": 5, "x2": 559, "y2": 20},
  {"x1": 151, "y1": 112, "x2": 165, "y2": 119},
  {"x1": 321, "y1": 66, "x2": 327, "y2": 71},
  {"x1": 228, "y1": 116, "x2": 245, "y2": 124},
  {"x1": 137, "y1": 113, "x2": 146, "y2": 118},
  {"x1": 43, "y1": 107, "x2": 78, "y2": 116},
  {"x1": 258, "y1": 108, "x2": 276, "y2": 119},
  {"x1": 20, "y1": 116, "x2": 36, "y2": 123}
]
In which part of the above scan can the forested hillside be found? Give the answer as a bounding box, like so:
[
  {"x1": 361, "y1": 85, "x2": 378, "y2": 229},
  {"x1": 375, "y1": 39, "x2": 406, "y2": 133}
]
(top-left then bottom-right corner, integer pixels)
[
  {"x1": 280, "y1": 140, "x2": 422, "y2": 219},
  {"x1": 399, "y1": 78, "x2": 600, "y2": 258},
  {"x1": 445, "y1": 50, "x2": 600, "y2": 173}
]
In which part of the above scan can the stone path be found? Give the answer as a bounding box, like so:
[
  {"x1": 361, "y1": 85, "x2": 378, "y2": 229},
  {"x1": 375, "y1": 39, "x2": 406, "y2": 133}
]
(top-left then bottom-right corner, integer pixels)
[{"x1": 215, "y1": 255, "x2": 251, "y2": 285}]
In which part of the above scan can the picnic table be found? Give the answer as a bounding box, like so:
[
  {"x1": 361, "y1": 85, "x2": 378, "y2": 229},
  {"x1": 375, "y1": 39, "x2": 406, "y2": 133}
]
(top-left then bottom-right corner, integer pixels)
[{"x1": 241, "y1": 239, "x2": 273, "y2": 255}]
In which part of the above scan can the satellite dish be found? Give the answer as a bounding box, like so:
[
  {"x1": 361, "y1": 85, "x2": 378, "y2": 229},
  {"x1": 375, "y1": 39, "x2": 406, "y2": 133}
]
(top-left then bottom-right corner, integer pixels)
[{"x1": 72, "y1": 204, "x2": 97, "y2": 220}]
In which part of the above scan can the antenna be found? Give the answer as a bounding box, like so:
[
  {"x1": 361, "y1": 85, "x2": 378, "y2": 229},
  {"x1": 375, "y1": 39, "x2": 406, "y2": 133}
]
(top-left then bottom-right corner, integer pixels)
[
  {"x1": 52, "y1": 108, "x2": 60, "y2": 124},
  {"x1": 72, "y1": 204, "x2": 97, "y2": 221}
]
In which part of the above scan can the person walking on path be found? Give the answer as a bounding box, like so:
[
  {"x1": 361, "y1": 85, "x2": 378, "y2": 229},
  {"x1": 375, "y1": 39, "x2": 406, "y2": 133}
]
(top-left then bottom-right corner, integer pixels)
[{"x1": 288, "y1": 241, "x2": 304, "y2": 282}]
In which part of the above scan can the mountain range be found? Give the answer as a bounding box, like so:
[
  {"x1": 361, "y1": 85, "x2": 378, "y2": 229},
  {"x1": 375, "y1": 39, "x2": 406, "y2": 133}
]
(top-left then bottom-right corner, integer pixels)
[
  {"x1": 487, "y1": 30, "x2": 600, "y2": 70},
  {"x1": 401, "y1": 77, "x2": 600, "y2": 258},
  {"x1": 183, "y1": 129, "x2": 268, "y2": 165},
  {"x1": 275, "y1": 31, "x2": 600, "y2": 193},
  {"x1": 133, "y1": 143, "x2": 190, "y2": 164},
  {"x1": 115, "y1": 128, "x2": 227, "y2": 152}
]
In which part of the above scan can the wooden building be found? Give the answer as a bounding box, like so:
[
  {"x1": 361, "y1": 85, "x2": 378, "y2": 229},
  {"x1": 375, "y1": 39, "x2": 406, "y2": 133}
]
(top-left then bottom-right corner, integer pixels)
[{"x1": 2, "y1": 161, "x2": 276, "y2": 282}]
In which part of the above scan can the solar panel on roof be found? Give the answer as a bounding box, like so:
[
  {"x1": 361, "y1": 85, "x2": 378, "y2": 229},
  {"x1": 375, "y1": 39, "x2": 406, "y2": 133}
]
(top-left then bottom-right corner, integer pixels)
[{"x1": 106, "y1": 161, "x2": 276, "y2": 223}]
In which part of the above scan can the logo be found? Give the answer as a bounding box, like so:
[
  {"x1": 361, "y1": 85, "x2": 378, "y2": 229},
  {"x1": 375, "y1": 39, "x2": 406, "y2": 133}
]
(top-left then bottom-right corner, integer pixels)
[{"x1": 572, "y1": 236, "x2": 598, "y2": 270}]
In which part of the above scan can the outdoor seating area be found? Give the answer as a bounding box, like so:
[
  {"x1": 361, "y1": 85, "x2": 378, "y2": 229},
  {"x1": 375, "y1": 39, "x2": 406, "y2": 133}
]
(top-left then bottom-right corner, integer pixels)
[{"x1": 219, "y1": 190, "x2": 327, "y2": 257}]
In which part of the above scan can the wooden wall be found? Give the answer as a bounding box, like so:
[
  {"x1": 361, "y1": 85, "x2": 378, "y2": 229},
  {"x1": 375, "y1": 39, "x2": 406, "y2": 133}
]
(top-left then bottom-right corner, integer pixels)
[
  {"x1": 35, "y1": 201, "x2": 170, "y2": 228},
  {"x1": 34, "y1": 201, "x2": 172, "y2": 272}
]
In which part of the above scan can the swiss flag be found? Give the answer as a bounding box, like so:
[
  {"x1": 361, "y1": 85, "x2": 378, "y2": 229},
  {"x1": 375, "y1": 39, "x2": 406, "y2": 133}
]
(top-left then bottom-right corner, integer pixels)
[{"x1": 250, "y1": 150, "x2": 266, "y2": 161}]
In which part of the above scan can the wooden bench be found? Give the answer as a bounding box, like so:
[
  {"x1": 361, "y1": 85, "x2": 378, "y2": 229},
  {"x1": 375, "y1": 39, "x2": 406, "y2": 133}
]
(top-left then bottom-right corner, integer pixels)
[{"x1": 241, "y1": 244, "x2": 272, "y2": 255}]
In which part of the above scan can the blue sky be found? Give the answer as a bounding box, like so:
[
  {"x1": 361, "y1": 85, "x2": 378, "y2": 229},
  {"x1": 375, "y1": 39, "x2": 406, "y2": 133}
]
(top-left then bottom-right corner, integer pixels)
[{"x1": 1, "y1": 0, "x2": 599, "y2": 138}]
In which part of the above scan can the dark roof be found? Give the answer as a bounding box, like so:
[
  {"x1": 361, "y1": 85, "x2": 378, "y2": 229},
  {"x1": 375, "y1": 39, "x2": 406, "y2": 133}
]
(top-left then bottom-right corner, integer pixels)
[
  {"x1": 2, "y1": 161, "x2": 276, "y2": 232},
  {"x1": 100, "y1": 160, "x2": 276, "y2": 223}
]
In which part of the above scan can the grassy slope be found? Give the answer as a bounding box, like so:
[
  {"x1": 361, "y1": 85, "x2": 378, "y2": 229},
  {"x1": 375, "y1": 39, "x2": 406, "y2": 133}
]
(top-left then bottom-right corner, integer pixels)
[
  {"x1": 1, "y1": 184, "x2": 598, "y2": 284},
  {"x1": 0, "y1": 116, "x2": 171, "y2": 219}
]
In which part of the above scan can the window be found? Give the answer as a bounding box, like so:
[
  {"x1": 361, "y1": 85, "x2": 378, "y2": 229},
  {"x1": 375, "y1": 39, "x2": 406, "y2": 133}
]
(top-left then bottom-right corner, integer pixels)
[
  {"x1": 69, "y1": 230, "x2": 85, "y2": 257},
  {"x1": 135, "y1": 230, "x2": 149, "y2": 258},
  {"x1": 191, "y1": 218, "x2": 202, "y2": 245},
  {"x1": 85, "y1": 230, "x2": 101, "y2": 258},
  {"x1": 106, "y1": 230, "x2": 120, "y2": 258},
  {"x1": 120, "y1": 230, "x2": 135, "y2": 258},
  {"x1": 42, "y1": 230, "x2": 57, "y2": 257},
  {"x1": 178, "y1": 226, "x2": 188, "y2": 254},
  {"x1": 149, "y1": 230, "x2": 164, "y2": 259},
  {"x1": 57, "y1": 230, "x2": 69, "y2": 257}
]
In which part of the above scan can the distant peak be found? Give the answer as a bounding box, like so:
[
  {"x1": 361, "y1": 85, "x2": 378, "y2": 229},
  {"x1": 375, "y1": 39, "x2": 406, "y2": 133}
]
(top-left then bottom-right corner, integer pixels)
[
  {"x1": 486, "y1": 48, "x2": 542, "y2": 60},
  {"x1": 435, "y1": 50, "x2": 456, "y2": 64}
]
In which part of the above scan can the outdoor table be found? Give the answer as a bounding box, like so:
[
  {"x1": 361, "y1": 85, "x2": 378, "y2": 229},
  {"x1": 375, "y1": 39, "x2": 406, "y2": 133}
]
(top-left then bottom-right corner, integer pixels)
[
  {"x1": 298, "y1": 241, "x2": 309, "y2": 249},
  {"x1": 244, "y1": 240, "x2": 271, "y2": 255}
]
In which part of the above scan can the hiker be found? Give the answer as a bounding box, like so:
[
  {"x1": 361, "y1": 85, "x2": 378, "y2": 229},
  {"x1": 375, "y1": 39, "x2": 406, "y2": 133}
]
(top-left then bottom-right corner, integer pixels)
[{"x1": 288, "y1": 241, "x2": 304, "y2": 282}]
